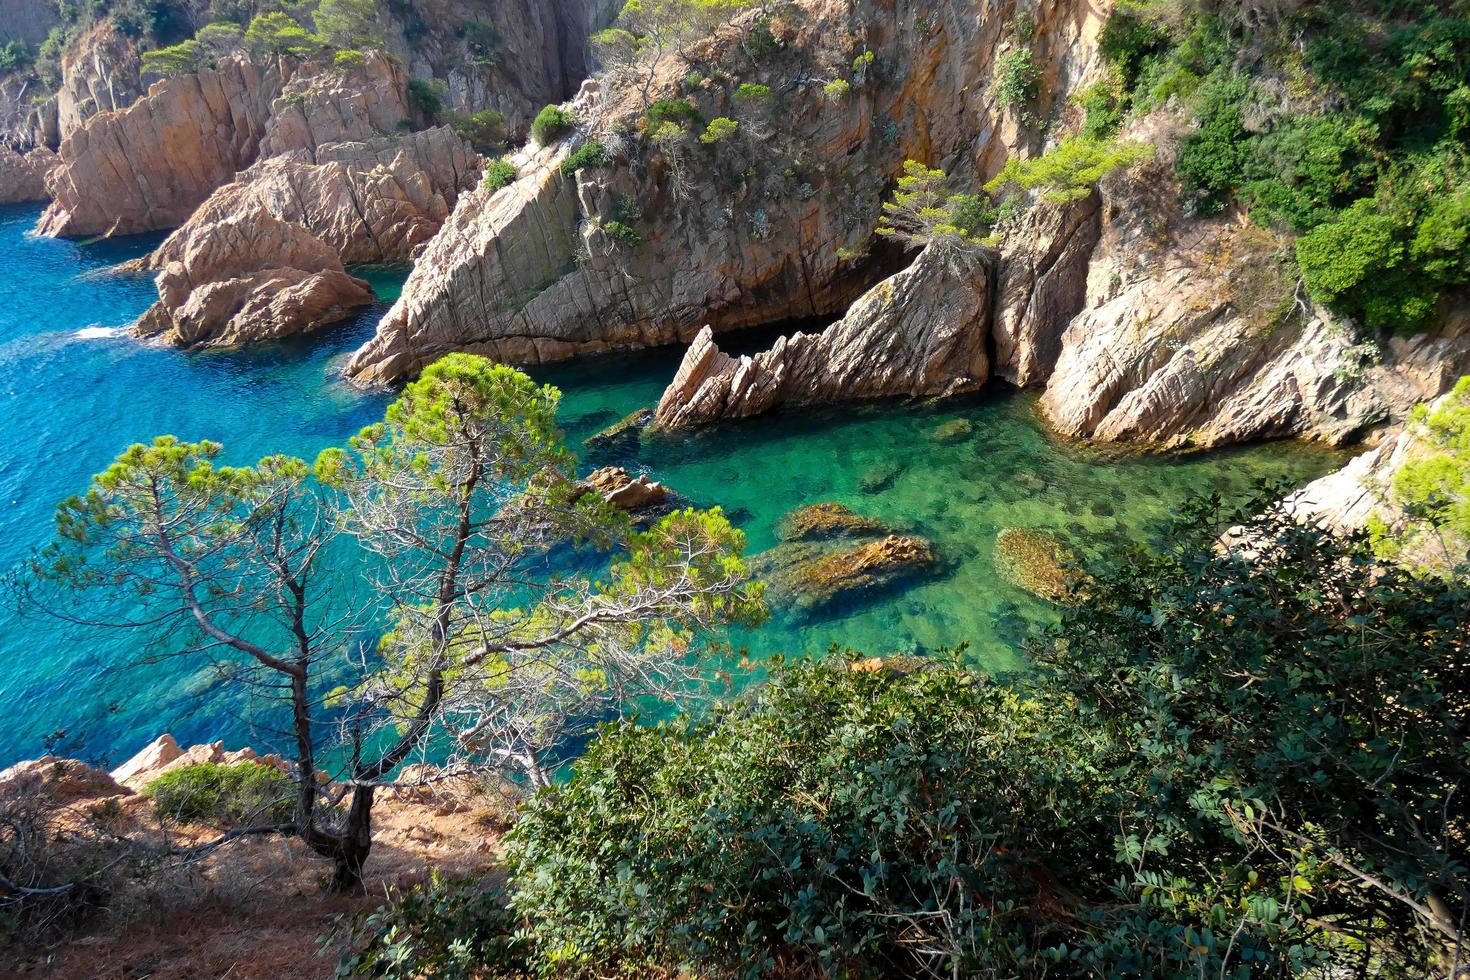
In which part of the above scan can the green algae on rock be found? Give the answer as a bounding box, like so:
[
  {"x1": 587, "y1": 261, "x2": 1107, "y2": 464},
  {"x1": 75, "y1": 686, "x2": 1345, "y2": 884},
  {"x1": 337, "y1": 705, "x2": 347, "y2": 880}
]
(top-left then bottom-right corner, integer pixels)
[
  {"x1": 584, "y1": 406, "x2": 654, "y2": 451},
  {"x1": 994, "y1": 527, "x2": 1076, "y2": 601},
  {"x1": 753, "y1": 532, "x2": 937, "y2": 613},
  {"x1": 929, "y1": 418, "x2": 975, "y2": 444}
]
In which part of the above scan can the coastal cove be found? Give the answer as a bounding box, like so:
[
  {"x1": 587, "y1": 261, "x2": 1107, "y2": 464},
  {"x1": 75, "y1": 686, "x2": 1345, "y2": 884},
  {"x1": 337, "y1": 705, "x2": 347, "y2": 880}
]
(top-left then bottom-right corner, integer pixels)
[{"x1": 0, "y1": 201, "x2": 1344, "y2": 768}]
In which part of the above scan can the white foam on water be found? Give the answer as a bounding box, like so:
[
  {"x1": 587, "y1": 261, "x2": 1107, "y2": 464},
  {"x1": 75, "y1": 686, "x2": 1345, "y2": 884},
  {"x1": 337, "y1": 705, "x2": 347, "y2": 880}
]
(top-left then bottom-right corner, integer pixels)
[{"x1": 73, "y1": 325, "x2": 124, "y2": 339}]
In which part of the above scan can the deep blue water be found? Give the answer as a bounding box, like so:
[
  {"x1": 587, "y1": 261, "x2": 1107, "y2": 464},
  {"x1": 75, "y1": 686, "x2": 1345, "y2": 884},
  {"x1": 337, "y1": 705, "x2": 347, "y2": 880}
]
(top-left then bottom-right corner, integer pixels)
[{"x1": 0, "y1": 201, "x2": 1345, "y2": 768}]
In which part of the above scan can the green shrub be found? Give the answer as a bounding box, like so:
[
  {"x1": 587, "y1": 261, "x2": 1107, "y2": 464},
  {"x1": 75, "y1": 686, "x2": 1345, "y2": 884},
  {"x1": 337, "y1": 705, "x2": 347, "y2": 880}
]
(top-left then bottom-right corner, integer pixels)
[
  {"x1": 145, "y1": 761, "x2": 294, "y2": 826},
  {"x1": 743, "y1": 15, "x2": 780, "y2": 59},
  {"x1": 559, "y1": 139, "x2": 607, "y2": 176},
  {"x1": 699, "y1": 116, "x2": 738, "y2": 143},
  {"x1": 505, "y1": 656, "x2": 1109, "y2": 975},
  {"x1": 332, "y1": 873, "x2": 525, "y2": 978},
  {"x1": 1098, "y1": 9, "x2": 1170, "y2": 90},
  {"x1": 681, "y1": 69, "x2": 704, "y2": 92},
  {"x1": 642, "y1": 98, "x2": 701, "y2": 129},
  {"x1": 482, "y1": 158, "x2": 517, "y2": 192},
  {"x1": 331, "y1": 48, "x2": 365, "y2": 70},
  {"x1": 985, "y1": 136, "x2": 1155, "y2": 204},
  {"x1": 1175, "y1": 72, "x2": 1251, "y2": 215},
  {"x1": 244, "y1": 11, "x2": 321, "y2": 58},
  {"x1": 1078, "y1": 81, "x2": 1124, "y2": 140},
  {"x1": 531, "y1": 104, "x2": 573, "y2": 145},
  {"x1": 994, "y1": 47, "x2": 1038, "y2": 114},
  {"x1": 448, "y1": 107, "x2": 506, "y2": 152},
  {"x1": 141, "y1": 38, "x2": 205, "y2": 76},
  {"x1": 821, "y1": 77, "x2": 850, "y2": 100},
  {"x1": 601, "y1": 219, "x2": 641, "y2": 247},
  {"x1": 405, "y1": 77, "x2": 445, "y2": 123},
  {"x1": 733, "y1": 82, "x2": 771, "y2": 102},
  {"x1": 0, "y1": 40, "x2": 33, "y2": 73},
  {"x1": 461, "y1": 18, "x2": 498, "y2": 67}
]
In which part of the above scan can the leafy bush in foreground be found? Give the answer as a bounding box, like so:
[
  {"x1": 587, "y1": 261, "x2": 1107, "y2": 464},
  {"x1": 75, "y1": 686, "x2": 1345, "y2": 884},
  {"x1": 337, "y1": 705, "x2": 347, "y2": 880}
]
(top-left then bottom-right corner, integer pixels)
[
  {"x1": 531, "y1": 104, "x2": 573, "y2": 146},
  {"x1": 146, "y1": 761, "x2": 294, "y2": 826},
  {"x1": 341, "y1": 496, "x2": 1470, "y2": 977},
  {"x1": 482, "y1": 158, "x2": 517, "y2": 192}
]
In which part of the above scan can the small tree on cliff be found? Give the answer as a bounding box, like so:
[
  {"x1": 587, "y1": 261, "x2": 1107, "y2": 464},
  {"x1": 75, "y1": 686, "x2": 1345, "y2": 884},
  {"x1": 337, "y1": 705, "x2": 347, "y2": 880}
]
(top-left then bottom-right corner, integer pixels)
[{"x1": 29, "y1": 355, "x2": 762, "y2": 891}]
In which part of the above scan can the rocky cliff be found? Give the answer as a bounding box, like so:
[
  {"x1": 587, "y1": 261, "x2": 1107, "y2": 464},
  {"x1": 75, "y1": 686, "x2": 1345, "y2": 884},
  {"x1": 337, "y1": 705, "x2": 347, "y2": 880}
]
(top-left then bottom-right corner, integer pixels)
[
  {"x1": 343, "y1": 0, "x2": 1107, "y2": 383},
  {"x1": 36, "y1": 56, "x2": 289, "y2": 237},
  {"x1": 0, "y1": 144, "x2": 57, "y2": 203}
]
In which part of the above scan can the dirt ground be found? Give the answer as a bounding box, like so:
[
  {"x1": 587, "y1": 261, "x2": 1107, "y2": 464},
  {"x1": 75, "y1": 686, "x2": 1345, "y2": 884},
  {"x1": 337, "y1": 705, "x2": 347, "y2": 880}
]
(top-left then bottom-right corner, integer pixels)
[{"x1": 2, "y1": 780, "x2": 510, "y2": 980}]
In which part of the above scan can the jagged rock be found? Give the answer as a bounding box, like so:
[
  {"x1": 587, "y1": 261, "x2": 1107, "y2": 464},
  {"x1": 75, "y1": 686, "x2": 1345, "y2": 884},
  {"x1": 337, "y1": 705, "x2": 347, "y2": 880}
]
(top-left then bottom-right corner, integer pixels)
[
  {"x1": 652, "y1": 246, "x2": 991, "y2": 428},
  {"x1": 580, "y1": 465, "x2": 670, "y2": 511},
  {"x1": 0, "y1": 756, "x2": 131, "y2": 802},
  {"x1": 55, "y1": 20, "x2": 144, "y2": 140},
  {"x1": 37, "y1": 57, "x2": 290, "y2": 237},
  {"x1": 778, "y1": 503, "x2": 892, "y2": 542},
  {"x1": 256, "y1": 52, "x2": 414, "y2": 159},
  {"x1": 0, "y1": 145, "x2": 57, "y2": 203},
  {"x1": 994, "y1": 527, "x2": 1075, "y2": 600},
  {"x1": 754, "y1": 533, "x2": 937, "y2": 612},
  {"x1": 343, "y1": 0, "x2": 1107, "y2": 383},
  {"x1": 111, "y1": 734, "x2": 183, "y2": 788},
  {"x1": 134, "y1": 210, "x2": 374, "y2": 348},
  {"x1": 991, "y1": 194, "x2": 1104, "y2": 386}
]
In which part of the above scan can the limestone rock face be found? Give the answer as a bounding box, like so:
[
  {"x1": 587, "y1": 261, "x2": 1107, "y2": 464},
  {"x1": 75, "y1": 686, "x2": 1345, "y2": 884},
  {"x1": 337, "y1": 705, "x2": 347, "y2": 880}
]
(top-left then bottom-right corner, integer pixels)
[
  {"x1": 343, "y1": 0, "x2": 1108, "y2": 383},
  {"x1": 652, "y1": 246, "x2": 990, "y2": 428},
  {"x1": 0, "y1": 145, "x2": 58, "y2": 203},
  {"x1": 134, "y1": 210, "x2": 374, "y2": 348},
  {"x1": 37, "y1": 57, "x2": 289, "y2": 237}
]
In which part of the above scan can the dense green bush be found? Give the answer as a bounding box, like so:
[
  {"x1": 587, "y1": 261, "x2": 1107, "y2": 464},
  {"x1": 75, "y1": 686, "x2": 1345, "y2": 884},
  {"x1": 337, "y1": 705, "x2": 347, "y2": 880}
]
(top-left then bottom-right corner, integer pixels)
[
  {"x1": 1105, "y1": 2, "x2": 1470, "y2": 333},
  {"x1": 994, "y1": 47, "x2": 1039, "y2": 114},
  {"x1": 601, "y1": 219, "x2": 641, "y2": 247},
  {"x1": 145, "y1": 761, "x2": 294, "y2": 826},
  {"x1": 733, "y1": 82, "x2": 771, "y2": 102},
  {"x1": 448, "y1": 108, "x2": 507, "y2": 152},
  {"x1": 530, "y1": 104, "x2": 573, "y2": 145},
  {"x1": 505, "y1": 655, "x2": 1112, "y2": 976},
  {"x1": 0, "y1": 40, "x2": 33, "y2": 73},
  {"x1": 342, "y1": 492, "x2": 1470, "y2": 976},
  {"x1": 559, "y1": 139, "x2": 607, "y2": 176},
  {"x1": 642, "y1": 97, "x2": 701, "y2": 129},
  {"x1": 482, "y1": 157, "x2": 517, "y2": 192}
]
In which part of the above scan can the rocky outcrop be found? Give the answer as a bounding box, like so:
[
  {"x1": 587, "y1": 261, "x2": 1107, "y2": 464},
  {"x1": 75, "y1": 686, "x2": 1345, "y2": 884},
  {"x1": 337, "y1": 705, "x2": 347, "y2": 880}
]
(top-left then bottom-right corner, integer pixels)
[
  {"x1": 754, "y1": 532, "x2": 936, "y2": 613},
  {"x1": 0, "y1": 145, "x2": 57, "y2": 203},
  {"x1": 256, "y1": 53, "x2": 414, "y2": 159},
  {"x1": 579, "y1": 465, "x2": 670, "y2": 512},
  {"x1": 55, "y1": 20, "x2": 144, "y2": 141},
  {"x1": 0, "y1": 756, "x2": 130, "y2": 802},
  {"x1": 343, "y1": 0, "x2": 1108, "y2": 383},
  {"x1": 1036, "y1": 138, "x2": 1470, "y2": 450},
  {"x1": 110, "y1": 734, "x2": 289, "y2": 792},
  {"x1": 133, "y1": 210, "x2": 374, "y2": 348},
  {"x1": 993, "y1": 527, "x2": 1076, "y2": 600},
  {"x1": 36, "y1": 57, "x2": 289, "y2": 237},
  {"x1": 778, "y1": 503, "x2": 892, "y2": 542},
  {"x1": 142, "y1": 126, "x2": 480, "y2": 273},
  {"x1": 652, "y1": 245, "x2": 990, "y2": 428}
]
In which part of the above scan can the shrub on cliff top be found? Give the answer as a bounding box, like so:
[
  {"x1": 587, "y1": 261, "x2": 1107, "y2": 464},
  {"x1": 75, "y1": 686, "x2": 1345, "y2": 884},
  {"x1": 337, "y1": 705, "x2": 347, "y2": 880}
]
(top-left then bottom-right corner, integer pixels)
[
  {"x1": 531, "y1": 104, "x2": 573, "y2": 145},
  {"x1": 145, "y1": 762, "x2": 294, "y2": 827},
  {"x1": 482, "y1": 158, "x2": 517, "y2": 192},
  {"x1": 642, "y1": 98, "x2": 702, "y2": 130},
  {"x1": 560, "y1": 139, "x2": 608, "y2": 176},
  {"x1": 985, "y1": 136, "x2": 1154, "y2": 204}
]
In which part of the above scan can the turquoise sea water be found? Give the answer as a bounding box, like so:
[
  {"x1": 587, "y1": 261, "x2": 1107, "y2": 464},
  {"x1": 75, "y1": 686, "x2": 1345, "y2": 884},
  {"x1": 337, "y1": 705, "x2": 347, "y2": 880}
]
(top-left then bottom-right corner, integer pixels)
[{"x1": 0, "y1": 201, "x2": 1345, "y2": 767}]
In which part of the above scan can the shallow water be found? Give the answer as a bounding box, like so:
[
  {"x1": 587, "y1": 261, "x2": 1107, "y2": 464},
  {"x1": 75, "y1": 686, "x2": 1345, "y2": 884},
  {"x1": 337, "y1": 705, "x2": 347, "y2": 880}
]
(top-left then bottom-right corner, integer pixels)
[{"x1": 0, "y1": 202, "x2": 1344, "y2": 766}]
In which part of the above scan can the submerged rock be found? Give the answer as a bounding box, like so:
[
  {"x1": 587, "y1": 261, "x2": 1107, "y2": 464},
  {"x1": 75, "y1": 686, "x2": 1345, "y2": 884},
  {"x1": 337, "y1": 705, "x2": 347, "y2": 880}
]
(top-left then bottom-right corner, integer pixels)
[
  {"x1": 858, "y1": 462, "x2": 903, "y2": 494},
  {"x1": 994, "y1": 527, "x2": 1076, "y2": 601},
  {"x1": 754, "y1": 533, "x2": 936, "y2": 612},
  {"x1": 929, "y1": 418, "x2": 975, "y2": 445},
  {"x1": 778, "y1": 503, "x2": 892, "y2": 542},
  {"x1": 583, "y1": 407, "x2": 654, "y2": 451}
]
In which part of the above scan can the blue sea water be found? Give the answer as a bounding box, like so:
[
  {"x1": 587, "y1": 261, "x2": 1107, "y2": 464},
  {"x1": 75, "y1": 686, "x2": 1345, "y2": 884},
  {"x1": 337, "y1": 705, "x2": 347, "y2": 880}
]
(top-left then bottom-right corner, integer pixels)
[{"x1": 0, "y1": 201, "x2": 1345, "y2": 768}]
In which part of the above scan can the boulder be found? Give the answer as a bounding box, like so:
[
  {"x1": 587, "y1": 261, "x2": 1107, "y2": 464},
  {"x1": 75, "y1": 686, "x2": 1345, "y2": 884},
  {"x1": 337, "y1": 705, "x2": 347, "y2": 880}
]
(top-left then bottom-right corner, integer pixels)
[
  {"x1": 111, "y1": 734, "x2": 288, "y2": 791},
  {"x1": 110, "y1": 734, "x2": 183, "y2": 788},
  {"x1": 580, "y1": 465, "x2": 670, "y2": 511},
  {"x1": 652, "y1": 245, "x2": 991, "y2": 429}
]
